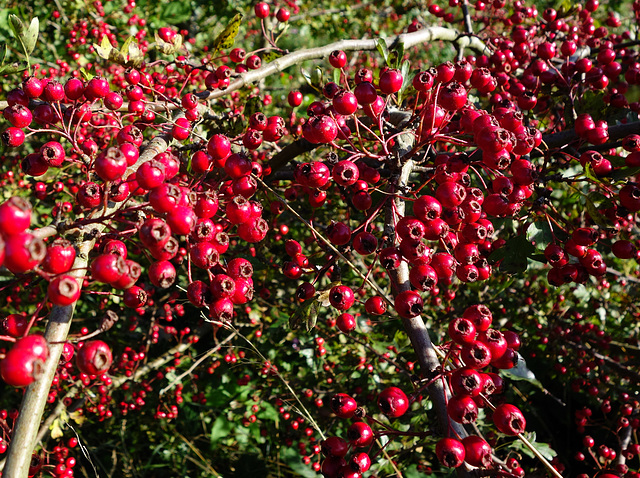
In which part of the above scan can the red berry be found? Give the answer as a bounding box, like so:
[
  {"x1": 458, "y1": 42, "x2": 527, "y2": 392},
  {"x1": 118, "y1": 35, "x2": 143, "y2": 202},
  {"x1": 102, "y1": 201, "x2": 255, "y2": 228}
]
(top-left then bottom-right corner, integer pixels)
[
  {"x1": 347, "y1": 421, "x2": 374, "y2": 447},
  {"x1": 379, "y1": 68, "x2": 404, "y2": 94},
  {"x1": 394, "y1": 290, "x2": 424, "y2": 318},
  {"x1": 329, "y1": 50, "x2": 347, "y2": 68},
  {"x1": 0, "y1": 197, "x2": 32, "y2": 236},
  {"x1": 436, "y1": 438, "x2": 466, "y2": 468},
  {"x1": 493, "y1": 403, "x2": 527, "y2": 435},
  {"x1": 329, "y1": 285, "x2": 355, "y2": 311},
  {"x1": 4, "y1": 232, "x2": 45, "y2": 274},
  {"x1": 447, "y1": 394, "x2": 479, "y2": 423},
  {"x1": 254, "y1": 2, "x2": 270, "y2": 18},
  {"x1": 330, "y1": 393, "x2": 358, "y2": 418},
  {"x1": 462, "y1": 435, "x2": 493, "y2": 467},
  {"x1": 48, "y1": 275, "x2": 81, "y2": 306},
  {"x1": 377, "y1": 387, "x2": 410, "y2": 417},
  {"x1": 321, "y1": 436, "x2": 349, "y2": 457},
  {"x1": 76, "y1": 340, "x2": 113, "y2": 376},
  {"x1": 90, "y1": 254, "x2": 127, "y2": 284},
  {"x1": 1, "y1": 348, "x2": 42, "y2": 387},
  {"x1": 336, "y1": 313, "x2": 356, "y2": 333}
]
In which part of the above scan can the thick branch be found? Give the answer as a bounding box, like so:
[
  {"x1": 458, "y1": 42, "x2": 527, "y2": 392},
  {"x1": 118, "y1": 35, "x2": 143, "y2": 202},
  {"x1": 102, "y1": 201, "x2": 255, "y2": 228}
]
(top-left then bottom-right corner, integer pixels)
[
  {"x1": 1, "y1": 130, "x2": 174, "y2": 478},
  {"x1": 203, "y1": 27, "x2": 488, "y2": 101},
  {"x1": 539, "y1": 121, "x2": 640, "y2": 154},
  {"x1": 385, "y1": 149, "x2": 468, "y2": 455}
]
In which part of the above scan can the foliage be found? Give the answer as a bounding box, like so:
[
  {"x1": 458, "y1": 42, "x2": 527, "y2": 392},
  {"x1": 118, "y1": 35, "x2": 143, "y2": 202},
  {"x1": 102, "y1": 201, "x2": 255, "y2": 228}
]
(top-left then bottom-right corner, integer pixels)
[{"x1": 0, "y1": 0, "x2": 638, "y2": 477}]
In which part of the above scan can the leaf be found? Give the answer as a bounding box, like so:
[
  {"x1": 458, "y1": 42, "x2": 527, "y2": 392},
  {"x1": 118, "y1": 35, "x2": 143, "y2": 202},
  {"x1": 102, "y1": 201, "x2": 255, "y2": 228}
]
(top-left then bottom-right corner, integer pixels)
[
  {"x1": 213, "y1": 13, "x2": 243, "y2": 54},
  {"x1": 159, "y1": 2, "x2": 192, "y2": 24},
  {"x1": 609, "y1": 166, "x2": 640, "y2": 181},
  {"x1": 585, "y1": 191, "x2": 613, "y2": 229},
  {"x1": 125, "y1": 41, "x2": 144, "y2": 67},
  {"x1": 393, "y1": 42, "x2": 405, "y2": 69},
  {"x1": 502, "y1": 352, "x2": 543, "y2": 387},
  {"x1": 69, "y1": 410, "x2": 86, "y2": 426},
  {"x1": 24, "y1": 17, "x2": 39, "y2": 55},
  {"x1": 282, "y1": 447, "x2": 318, "y2": 478},
  {"x1": 397, "y1": 59, "x2": 411, "y2": 104},
  {"x1": 79, "y1": 67, "x2": 94, "y2": 81},
  {"x1": 511, "y1": 432, "x2": 557, "y2": 460},
  {"x1": 288, "y1": 299, "x2": 319, "y2": 331},
  {"x1": 375, "y1": 38, "x2": 389, "y2": 65},
  {"x1": 311, "y1": 66, "x2": 323, "y2": 88},
  {"x1": 263, "y1": 50, "x2": 283, "y2": 63},
  {"x1": 526, "y1": 220, "x2": 553, "y2": 250},
  {"x1": 94, "y1": 35, "x2": 114, "y2": 60},
  {"x1": 300, "y1": 68, "x2": 313, "y2": 89},
  {"x1": 119, "y1": 36, "x2": 144, "y2": 67},
  {"x1": 0, "y1": 44, "x2": 7, "y2": 65},
  {"x1": 333, "y1": 67, "x2": 341, "y2": 84},
  {"x1": 50, "y1": 419, "x2": 64, "y2": 439},
  {"x1": 316, "y1": 281, "x2": 341, "y2": 307},
  {"x1": 583, "y1": 162, "x2": 599, "y2": 183},
  {"x1": 8, "y1": 14, "x2": 25, "y2": 41},
  {"x1": 489, "y1": 234, "x2": 535, "y2": 274},
  {"x1": 154, "y1": 32, "x2": 183, "y2": 55},
  {"x1": 575, "y1": 90, "x2": 606, "y2": 121},
  {"x1": 210, "y1": 415, "x2": 234, "y2": 444},
  {"x1": 0, "y1": 61, "x2": 27, "y2": 75}
]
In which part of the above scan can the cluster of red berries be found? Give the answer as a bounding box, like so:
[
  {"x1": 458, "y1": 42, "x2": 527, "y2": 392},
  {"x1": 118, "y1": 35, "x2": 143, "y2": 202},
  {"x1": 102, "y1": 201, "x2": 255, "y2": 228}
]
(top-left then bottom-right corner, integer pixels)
[{"x1": 319, "y1": 387, "x2": 408, "y2": 477}]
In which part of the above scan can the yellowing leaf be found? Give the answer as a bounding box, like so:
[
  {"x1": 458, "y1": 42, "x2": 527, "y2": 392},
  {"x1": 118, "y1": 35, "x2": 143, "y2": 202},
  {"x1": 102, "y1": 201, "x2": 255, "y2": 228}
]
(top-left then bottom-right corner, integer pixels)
[
  {"x1": 263, "y1": 50, "x2": 284, "y2": 63},
  {"x1": 50, "y1": 419, "x2": 64, "y2": 439},
  {"x1": 213, "y1": 13, "x2": 243, "y2": 54},
  {"x1": 119, "y1": 36, "x2": 145, "y2": 67},
  {"x1": 94, "y1": 35, "x2": 114, "y2": 60},
  {"x1": 154, "y1": 32, "x2": 183, "y2": 55},
  {"x1": 69, "y1": 410, "x2": 86, "y2": 426}
]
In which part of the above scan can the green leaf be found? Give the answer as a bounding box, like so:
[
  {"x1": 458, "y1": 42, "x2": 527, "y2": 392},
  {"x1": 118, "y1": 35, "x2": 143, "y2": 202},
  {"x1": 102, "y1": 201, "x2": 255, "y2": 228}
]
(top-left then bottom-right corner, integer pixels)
[
  {"x1": 288, "y1": 299, "x2": 319, "y2": 331},
  {"x1": 583, "y1": 162, "x2": 599, "y2": 182},
  {"x1": 585, "y1": 191, "x2": 613, "y2": 229},
  {"x1": 526, "y1": 220, "x2": 553, "y2": 250},
  {"x1": 213, "y1": 13, "x2": 243, "y2": 54},
  {"x1": 332, "y1": 67, "x2": 341, "y2": 84},
  {"x1": 609, "y1": 166, "x2": 640, "y2": 181},
  {"x1": 0, "y1": 61, "x2": 27, "y2": 75},
  {"x1": 489, "y1": 234, "x2": 535, "y2": 274},
  {"x1": 300, "y1": 68, "x2": 313, "y2": 89},
  {"x1": 8, "y1": 14, "x2": 25, "y2": 41},
  {"x1": 575, "y1": 90, "x2": 606, "y2": 121},
  {"x1": 311, "y1": 66, "x2": 323, "y2": 87},
  {"x1": 392, "y1": 42, "x2": 405, "y2": 69},
  {"x1": 502, "y1": 352, "x2": 544, "y2": 388},
  {"x1": 397, "y1": 59, "x2": 411, "y2": 104},
  {"x1": 210, "y1": 415, "x2": 234, "y2": 444},
  {"x1": 0, "y1": 44, "x2": 7, "y2": 65},
  {"x1": 243, "y1": 96, "x2": 263, "y2": 122},
  {"x1": 510, "y1": 432, "x2": 557, "y2": 460},
  {"x1": 375, "y1": 38, "x2": 389, "y2": 65},
  {"x1": 282, "y1": 448, "x2": 318, "y2": 478},
  {"x1": 24, "y1": 17, "x2": 39, "y2": 55},
  {"x1": 159, "y1": 2, "x2": 192, "y2": 24},
  {"x1": 79, "y1": 67, "x2": 94, "y2": 81}
]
